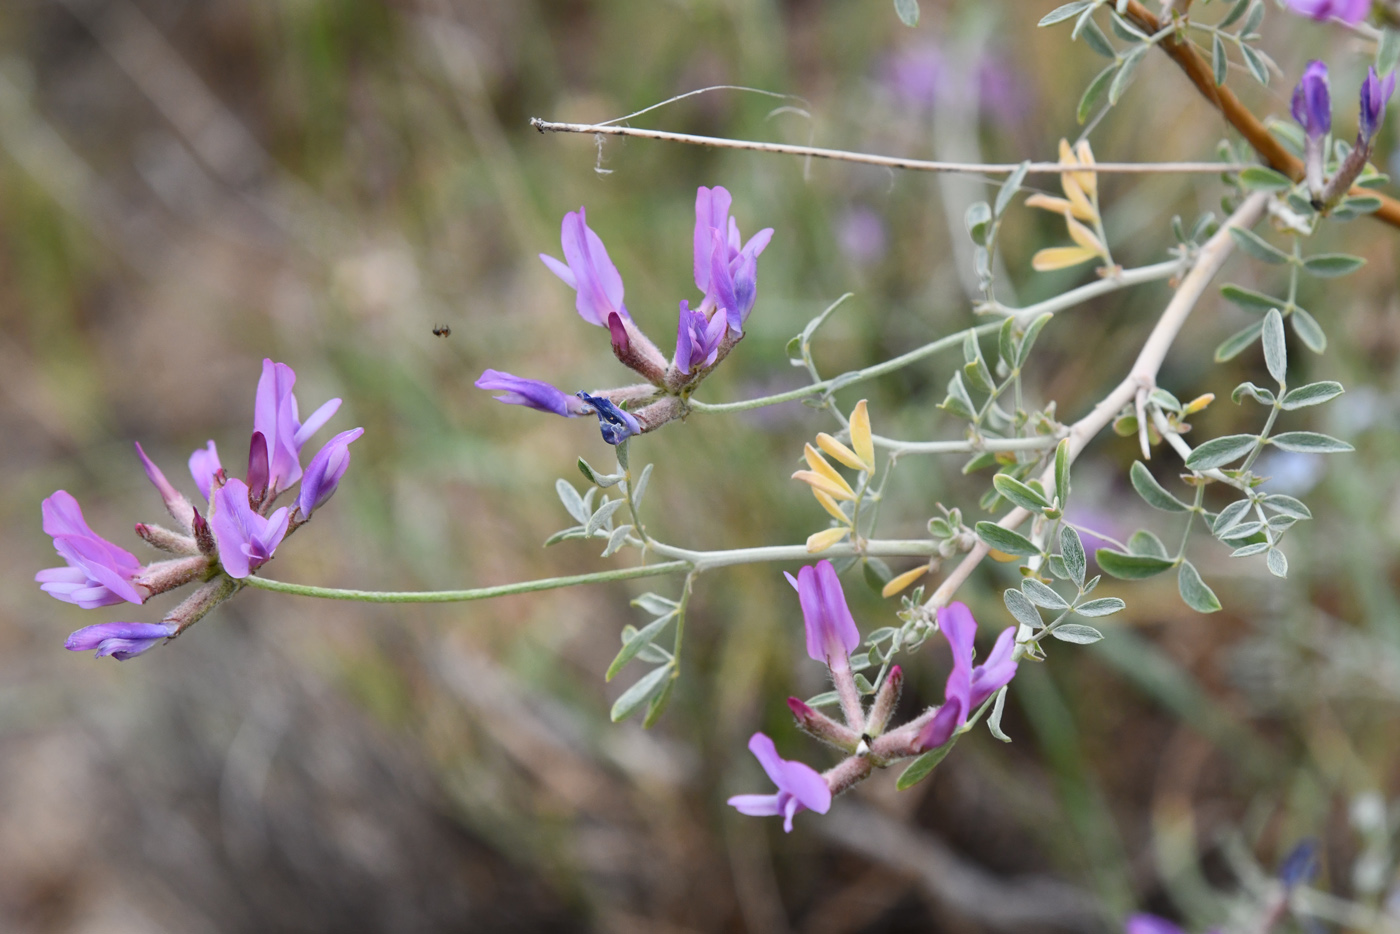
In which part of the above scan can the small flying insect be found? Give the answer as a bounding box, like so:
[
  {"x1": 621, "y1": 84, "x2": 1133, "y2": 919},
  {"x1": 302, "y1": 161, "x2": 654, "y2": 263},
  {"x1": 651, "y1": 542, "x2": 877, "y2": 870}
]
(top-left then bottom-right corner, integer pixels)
[{"x1": 432, "y1": 324, "x2": 452, "y2": 338}]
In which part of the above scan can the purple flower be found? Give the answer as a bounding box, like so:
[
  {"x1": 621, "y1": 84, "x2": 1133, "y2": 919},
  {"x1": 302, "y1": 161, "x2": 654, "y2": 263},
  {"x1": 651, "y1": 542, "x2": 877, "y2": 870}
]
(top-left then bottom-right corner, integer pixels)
[
  {"x1": 134, "y1": 442, "x2": 196, "y2": 531},
  {"x1": 575, "y1": 392, "x2": 641, "y2": 445},
  {"x1": 1359, "y1": 66, "x2": 1396, "y2": 145},
  {"x1": 1292, "y1": 61, "x2": 1332, "y2": 140},
  {"x1": 1284, "y1": 0, "x2": 1370, "y2": 23},
  {"x1": 1278, "y1": 838, "x2": 1319, "y2": 888},
  {"x1": 727, "y1": 732, "x2": 832, "y2": 832},
  {"x1": 210, "y1": 478, "x2": 290, "y2": 579},
  {"x1": 35, "y1": 491, "x2": 146, "y2": 608},
  {"x1": 65, "y1": 620, "x2": 175, "y2": 661},
  {"x1": 838, "y1": 208, "x2": 887, "y2": 266},
  {"x1": 476, "y1": 369, "x2": 590, "y2": 418},
  {"x1": 539, "y1": 208, "x2": 628, "y2": 327},
  {"x1": 673, "y1": 300, "x2": 727, "y2": 375},
  {"x1": 254, "y1": 359, "x2": 342, "y2": 498},
  {"x1": 916, "y1": 603, "x2": 1018, "y2": 751},
  {"x1": 1125, "y1": 915, "x2": 1186, "y2": 934},
  {"x1": 692, "y1": 186, "x2": 773, "y2": 334},
  {"x1": 784, "y1": 560, "x2": 860, "y2": 670},
  {"x1": 297, "y1": 428, "x2": 364, "y2": 519},
  {"x1": 881, "y1": 43, "x2": 943, "y2": 110},
  {"x1": 188, "y1": 440, "x2": 223, "y2": 501}
]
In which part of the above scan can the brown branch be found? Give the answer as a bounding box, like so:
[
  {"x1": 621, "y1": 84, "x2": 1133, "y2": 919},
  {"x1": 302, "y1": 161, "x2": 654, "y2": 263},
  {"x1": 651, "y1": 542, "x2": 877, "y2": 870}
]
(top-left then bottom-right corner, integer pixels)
[{"x1": 1122, "y1": 0, "x2": 1400, "y2": 228}]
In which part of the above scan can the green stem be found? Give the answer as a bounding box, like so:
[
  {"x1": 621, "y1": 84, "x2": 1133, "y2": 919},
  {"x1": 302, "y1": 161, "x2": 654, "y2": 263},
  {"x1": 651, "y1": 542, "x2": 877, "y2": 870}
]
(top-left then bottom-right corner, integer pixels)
[
  {"x1": 646, "y1": 538, "x2": 935, "y2": 569},
  {"x1": 978, "y1": 259, "x2": 1183, "y2": 320}
]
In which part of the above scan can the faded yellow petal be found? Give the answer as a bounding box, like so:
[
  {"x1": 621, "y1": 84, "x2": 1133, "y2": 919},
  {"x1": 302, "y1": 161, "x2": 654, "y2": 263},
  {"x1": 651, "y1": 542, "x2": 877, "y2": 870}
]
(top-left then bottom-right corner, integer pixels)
[
  {"x1": 1058, "y1": 138, "x2": 1077, "y2": 167},
  {"x1": 849, "y1": 400, "x2": 875, "y2": 476},
  {"x1": 1031, "y1": 246, "x2": 1099, "y2": 272},
  {"x1": 792, "y1": 470, "x2": 855, "y2": 501},
  {"x1": 1061, "y1": 173, "x2": 1097, "y2": 222},
  {"x1": 806, "y1": 526, "x2": 850, "y2": 553},
  {"x1": 1183, "y1": 393, "x2": 1215, "y2": 415},
  {"x1": 1027, "y1": 192, "x2": 1096, "y2": 222},
  {"x1": 1073, "y1": 140, "x2": 1098, "y2": 199},
  {"x1": 881, "y1": 565, "x2": 928, "y2": 598},
  {"x1": 816, "y1": 433, "x2": 870, "y2": 473},
  {"x1": 813, "y1": 488, "x2": 850, "y2": 524},
  {"x1": 988, "y1": 548, "x2": 1022, "y2": 563},
  {"x1": 1065, "y1": 214, "x2": 1106, "y2": 255},
  {"x1": 803, "y1": 444, "x2": 856, "y2": 497}
]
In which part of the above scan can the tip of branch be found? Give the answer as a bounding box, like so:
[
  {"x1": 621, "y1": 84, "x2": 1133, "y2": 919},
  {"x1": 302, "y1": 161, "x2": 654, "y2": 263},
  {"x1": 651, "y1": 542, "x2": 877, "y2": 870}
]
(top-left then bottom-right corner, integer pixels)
[{"x1": 530, "y1": 117, "x2": 547, "y2": 133}]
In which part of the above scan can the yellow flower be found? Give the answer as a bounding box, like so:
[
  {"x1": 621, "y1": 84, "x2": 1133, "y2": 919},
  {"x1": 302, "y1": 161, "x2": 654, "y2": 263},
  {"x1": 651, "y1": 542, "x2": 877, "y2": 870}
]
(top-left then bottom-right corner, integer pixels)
[
  {"x1": 881, "y1": 564, "x2": 928, "y2": 598},
  {"x1": 1029, "y1": 139, "x2": 1107, "y2": 273},
  {"x1": 807, "y1": 527, "x2": 850, "y2": 553}
]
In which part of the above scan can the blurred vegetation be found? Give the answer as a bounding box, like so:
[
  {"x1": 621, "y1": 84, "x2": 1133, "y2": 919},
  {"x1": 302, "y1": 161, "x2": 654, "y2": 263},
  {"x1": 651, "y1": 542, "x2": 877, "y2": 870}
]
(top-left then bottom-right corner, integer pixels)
[{"x1": 0, "y1": 0, "x2": 1398, "y2": 931}]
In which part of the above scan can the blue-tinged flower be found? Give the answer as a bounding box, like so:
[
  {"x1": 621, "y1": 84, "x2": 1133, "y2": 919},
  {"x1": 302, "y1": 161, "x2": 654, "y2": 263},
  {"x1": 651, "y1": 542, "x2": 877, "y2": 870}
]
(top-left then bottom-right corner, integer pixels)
[
  {"x1": 540, "y1": 208, "x2": 629, "y2": 327},
  {"x1": 35, "y1": 491, "x2": 146, "y2": 608},
  {"x1": 1359, "y1": 66, "x2": 1396, "y2": 145},
  {"x1": 692, "y1": 186, "x2": 773, "y2": 334},
  {"x1": 297, "y1": 428, "x2": 364, "y2": 519},
  {"x1": 915, "y1": 603, "x2": 1018, "y2": 751},
  {"x1": 254, "y1": 359, "x2": 342, "y2": 497},
  {"x1": 1125, "y1": 916, "x2": 1186, "y2": 934},
  {"x1": 65, "y1": 620, "x2": 175, "y2": 660},
  {"x1": 727, "y1": 732, "x2": 832, "y2": 833},
  {"x1": 210, "y1": 478, "x2": 289, "y2": 579},
  {"x1": 575, "y1": 391, "x2": 641, "y2": 445},
  {"x1": 1279, "y1": 838, "x2": 1319, "y2": 889},
  {"x1": 476, "y1": 369, "x2": 590, "y2": 417},
  {"x1": 1284, "y1": 0, "x2": 1370, "y2": 22},
  {"x1": 1292, "y1": 61, "x2": 1332, "y2": 140},
  {"x1": 188, "y1": 440, "x2": 223, "y2": 501},
  {"x1": 784, "y1": 560, "x2": 860, "y2": 671},
  {"x1": 673, "y1": 299, "x2": 727, "y2": 375}
]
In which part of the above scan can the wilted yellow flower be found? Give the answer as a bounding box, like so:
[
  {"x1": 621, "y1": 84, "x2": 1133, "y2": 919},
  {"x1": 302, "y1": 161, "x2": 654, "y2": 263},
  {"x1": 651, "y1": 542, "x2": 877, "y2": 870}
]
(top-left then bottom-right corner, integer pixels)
[
  {"x1": 881, "y1": 564, "x2": 928, "y2": 598},
  {"x1": 807, "y1": 527, "x2": 850, "y2": 553}
]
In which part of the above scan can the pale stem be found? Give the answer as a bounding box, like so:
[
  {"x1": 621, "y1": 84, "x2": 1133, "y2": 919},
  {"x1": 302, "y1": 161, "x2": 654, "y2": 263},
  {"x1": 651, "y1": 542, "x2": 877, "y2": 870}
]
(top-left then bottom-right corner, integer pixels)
[{"x1": 979, "y1": 258, "x2": 1186, "y2": 320}]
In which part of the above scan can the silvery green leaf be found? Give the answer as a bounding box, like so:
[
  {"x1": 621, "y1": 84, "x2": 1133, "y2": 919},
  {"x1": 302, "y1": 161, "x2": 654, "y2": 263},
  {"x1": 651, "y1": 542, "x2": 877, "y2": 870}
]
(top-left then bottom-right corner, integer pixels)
[
  {"x1": 601, "y1": 524, "x2": 632, "y2": 557},
  {"x1": 1221, "y1": 283, "x2": 1281, "y2": 311},
  {"x1": 1216, "y1": 319, "x2": 1266, "y2": 362},
  {"x1": 1212, "y1": 34, "x2": 1227, "y2": 86},
  {"x1": 1083, "y1": 574, "x2": 1101, "y2": 594},
  {"x1": 962, "y1": 451, "x2": 997, "y2": 474},
  {"x1": 1048, "y1": 555, "x2": 1072, "y2": 580},
  {"x1": 557, "y1": 479, "x2": 588, "y2": 523},
  {"x1": 995, "y1": 161, "x2": 1030, "y2": 217},
  {"x1": 988, "y1": 687, "x2": 1012, "y2": 742},
  {"x1": 1266, "y1": 548, "x2": 1288, "y2": 578},
  {"x1": 998, "y1": 317, "x2": 1018, "y2": 369},
  {"x1": 1290, "y1": 308, "x2": 1327, "y2": 353},
  {"x1": 1262, "y1": 494, "x2": 1311, "y2": 519},
  {"x1": 1055, "y1": 438, "x2": 1071, "y2": 504},
  {"x1": 583, "y1": 486, "x2": 599, "y2": 513},
  {"x1": 586, "y1": 497, "x2": 626, "y2": 536},
  {"x1": 1269, "y1": 432, "x2": 1354, "y2": 454},
  {"x1": 1082, "y1": 17, "x2": 1115, "y2": 56},
  {"x1": 1239, "y1": 166, "x2": 1292, "y2": 192},
  {"x1": 1232, "y1": 381, "x2": 1276, "y2": 405},
  {"x1": 976, "y1": 522, "x2": 1039, "y2": 557},
  {"x1": 632, "y1": 592, "x2": 678, "y2": 616},
  {"x1": 1060, "y1": 526, "x2": 1087, "y2": 587},
  {"x1": 1052, "y1": 624, "x2": 1104, "y2": 644},
  {"x1": 543, "y1": 526, "x2": 586, "y2": 546},
  {"x1": 1379, "y1": 27, "x2": 1400, "y2": 75},
  {"x1": 1262, "y1": 308, "x2": 1287, "y2": 384},
  {"x1": 608, "y1": 613, "x2": 675, "y2": 680},
  {"x1": 1271, "y1": 120, "x2": 1305, "y2": 157},
  {"x1": 1039, "y1": 0, "x2": 1095, "y2": 26},
  {"x1": 848, "y1": 652, "x2": 872, "y2": 673},
  {"x1": 966, "y1": 201, "x2": 993, "y2": 246},
  {"x1": 1301, "y1": 254, "x2": 1366, "y2": 277},
  {"x1": 610, "y1": 663, "x2": 674, "y2": 722},
  {"x1": 1185, "y1": 434, "x2": 1258, "y2": 470},
  {"x1": 1078, "y1": 63, "x2": 1117, "y2": 123},
  {"x1": 1240, "y1": 42, "x2": 1270, "y2": 85},
  {"x1": 1219, "y1": 0, "x2": 1251, "y2": 28},
  {"x1": 1128, "y1": 530, "x2": 1170, "y2": 560},
  {"x1": 1177, "y1": 560, "x2": 1222, "y2": 613},
  {"x1": 636, "y1": 642, "x2": 672, "y2": 664},
  {"x1": 1280, "y1": 381, "x2": 1343, "y2": 410},
  {"x1": 1096, "y1": 549, "x2": 1174, "y2": 579},
  {"x1": 1004, "y1": 588, "x2": 1044, "y2": 630},
  {"x1": 614, "y1": 438, "x2": 630, "y2": 472},
  {"x1": 1130, "y1": 461, "x2": 1189, "y2": 512},
  {"x1": 863, "y1": 558, "x2": 893, "y2": 594},
  {"x1": 1212, "y1": 499, "x2": 1252, "y2": 535},
  {"x1": 1231, "y1": 542, "x2": 1270, "y2": 557},
  {"x1": 1230, "y1": 227, "x2": 1289, "y2": 264},
  {"x1": 631, "y1": 462, "x2": 654, "y2": 509},
  {"x1": 1017, "y1": 313, "x2": 1053, "y2": 369},
  {"x1": 1266, "y1": 514, "x2": 1297, "y2": 532},
  {"x1": 993, "y1": 473, "x2": 1052, "y2": 511},
  {"x1": 897, "y1": 743, "x2": 955, "y2": 790},
  {"x1": 806, "y1": 690, "x2": 841, "y2": 708},
  {"x1": 1109, "y1": 44, "x2": 1147, "y2": 105},
  {"x1": 940, "y1": 372, "x2": 977, "y2": 420},
  {"x1": 1219, "y1": 521, "x2": 1264, "y2": 541},
  {"x1": 1023, "y1": 578, "x2": 1069, "y2": 609},
  {"x1": 854, "y1": 673, "x2": 876, "y2": 694},
  {"x1": 642, "y1": 677, "x2": 675, "y2": 728},
  {"x1": 1109, "y1": 9, "x2": 1148, "y2": 39},
  {"x1": 894, "y1": 0, "x2": 920, "y2": 25},
  {"x1": 965, "y1": 356, "x2": 996, "y2": 394},
  {"x1": 1149, "y1": 388, "x2": 1183, "y2": 413},
  {"x1": 1241, "y1": 0, "x2": 1264, "y2": 34},
  {"x1": 1075, "y1": 597, "x2": 1126, "y2": 617}
]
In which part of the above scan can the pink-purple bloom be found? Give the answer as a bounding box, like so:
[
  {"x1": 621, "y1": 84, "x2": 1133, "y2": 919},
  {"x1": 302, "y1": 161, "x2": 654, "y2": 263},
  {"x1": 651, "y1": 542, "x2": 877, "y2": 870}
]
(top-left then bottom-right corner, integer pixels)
[
  {"x1": 785, "y1": 560, "x2": 861, "y2": 670},
  {"x1": 693, "y1": 186, "x2": 773, "y2": 334},
  {"x1": 209, "y1": 480, "x2": 290, "y2": 580},
  {"x1": 35, "y1": 491, "x2": 146, "y2": 609},
  {"x1": 188, "y1": 440, "x2": 223, "y2": 501},
  {"x1": 1359, "y1": 66, "x2": 1396, "y2": 144},
  {"x1": 727, "y1": 732, "x2": 832, "y2": 833},
  {"x1": 673, "y1": 299, "x2": 727, "y2": 374},
  {"x1": 916, "y1": 603, "x2": 1018, "y2": 751},
  {"x1": 1284, "y1": 0, "x2": 1370, "y2": 22},
  {"x1": 1125, "y1": 916, "x2": 1186, "y2": 934},
  {"x1": 1292, "y1": 61, "x2": 1332, "y2": 140},
  {"x1": 298, "y1": 428, "x2": 365, "y2": 519},
  {"x1": 254, "y1": 359, "x2": 342, "y2": 498},
  {"x1": 475, "y1": 369, "x2": 589, "y2": 418},
  {"x1": 539, "y1": 208, "x2": 629, "y2": 327},
  {"x1": 65, "y1": 621, "x2": 175, "y2": 660}
]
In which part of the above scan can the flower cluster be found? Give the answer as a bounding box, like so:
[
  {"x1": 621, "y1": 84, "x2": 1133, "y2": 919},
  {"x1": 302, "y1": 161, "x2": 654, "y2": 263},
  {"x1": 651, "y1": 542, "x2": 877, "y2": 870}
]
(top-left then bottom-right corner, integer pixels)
[
  {"x1": 1284, "y1": 0, "x2": 1371, "y2": 24},
  {"x1": 792, "y1": 399, "x2": 876, "y2": 554},
  {"x1": 728, "y1": 560, "x2": 1018, "y2": 832},
  {"x1": 1291, "y1": 60, "x2": 1396, "y2": 207},
  {"x1": 37, "y1": 360, "x2": 362, "y2": 660},
  {"x1": 476, "y1": 186, "x2": 773, "y2": 445},
  {"x1": 1028, "y1": 139, "x2": 1110, "y2": 273}
]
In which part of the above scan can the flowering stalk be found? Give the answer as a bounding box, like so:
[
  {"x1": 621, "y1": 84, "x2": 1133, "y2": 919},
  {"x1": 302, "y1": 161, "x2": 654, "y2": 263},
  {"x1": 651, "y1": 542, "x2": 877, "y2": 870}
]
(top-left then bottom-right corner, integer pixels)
[{"x1": 1323, "y1": 66, "x2": 1396, "y2": 208}]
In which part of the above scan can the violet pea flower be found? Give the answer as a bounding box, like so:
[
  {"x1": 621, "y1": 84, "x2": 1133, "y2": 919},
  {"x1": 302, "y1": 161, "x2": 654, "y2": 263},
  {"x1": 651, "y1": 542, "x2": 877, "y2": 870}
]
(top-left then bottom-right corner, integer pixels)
[
  {"x1": 1284, "y1": 0, "x2": 1370, "y2": 22},
  {"x1": 1359, "y1": 66, "x2": 1396, "y2": 145},
  {"x1": 210, "y1": 478, "x2": 290, "y2": 579},
  {"x1": 135, "y1": 442, "x2": 197, "y2": 531},
  {"x1": 693, "y1": 186, "x2": 773, "y2": 334},
  {"x1": 1292, "y1": 61, "x2": 1332, "y2": 140},
  {"x1": 784, "y1": 560, "x2": 860, "y2": 672},
  {"x1": 65, "y1": 620, "x2": 175, "y2": 661},
  {"x1": 297, "y1": 428, "x2": 364, "y2": 519},
  {"x1": 575, "y1": 392, "x2": 641, "y2": 445},
  {"x1": 254, "y1": 359, "x2": 342, "y2": 497},
  {"x1": 916, "y1": 603, "x2": 1018, "y2": 751},
  {"x1": 476, "y1": 369, "x2": 590, "y2": 418},
  {"x1": 727, "y1": 732, "x2": 832, "y2": 833},
  {"x1": 35, "y1": 491, "x2": 146, "y2": 609},
  {"x1": 539, "y1": 208, "x2": 629, "y2": 327},
  {"x1": 673, "y1": 299, "x2": 727, "y2": 375},
  {"x1": 188, "y1": 440, "x2": 223, "y2": 501}
]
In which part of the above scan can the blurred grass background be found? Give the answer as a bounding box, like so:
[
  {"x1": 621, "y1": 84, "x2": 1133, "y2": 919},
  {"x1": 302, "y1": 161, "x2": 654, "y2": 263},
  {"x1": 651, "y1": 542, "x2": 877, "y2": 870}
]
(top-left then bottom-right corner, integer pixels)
[{"x1": 0, "y1": 0, "x2": 1398, "y2": 931}]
